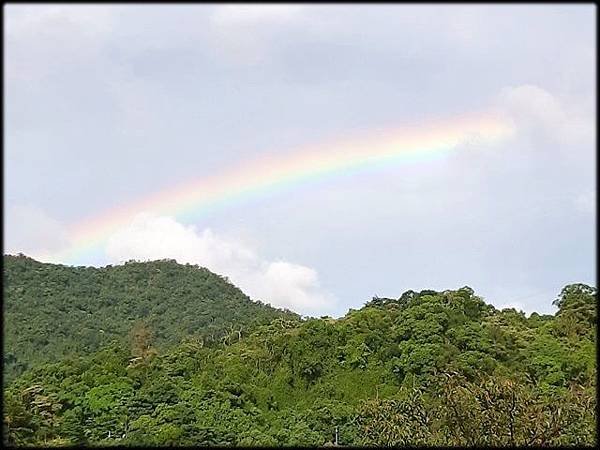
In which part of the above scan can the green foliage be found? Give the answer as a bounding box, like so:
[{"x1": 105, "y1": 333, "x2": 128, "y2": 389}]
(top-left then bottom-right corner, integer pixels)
[
  {"x1": 552, "y1": 283, "x2": 597, "y2": 339},
  {"x1": 2, "y1": 256, "x2": 596, "y2": 446},
  {"x1": 3, "y1": 254, "x2": 298, "y2": 381}
]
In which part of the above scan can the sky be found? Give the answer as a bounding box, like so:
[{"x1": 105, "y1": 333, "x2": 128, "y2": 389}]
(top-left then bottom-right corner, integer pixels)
[{"x1": 4, "y1": 4, "x2": 596, "y2": 317}]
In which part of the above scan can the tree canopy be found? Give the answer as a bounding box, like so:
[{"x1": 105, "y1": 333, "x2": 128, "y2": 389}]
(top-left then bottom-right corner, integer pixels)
[
  {"x1": 3, "y1": 254, "x2": 298, "y2": 382},
  {"x1": 2, "y1": 255, "x2": 596, "y2": 446}
]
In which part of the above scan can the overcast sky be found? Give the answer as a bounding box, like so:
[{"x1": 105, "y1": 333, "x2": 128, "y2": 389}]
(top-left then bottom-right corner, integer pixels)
[{"x1": 4, "y1": 4, "x2": 596, "y2": 317}]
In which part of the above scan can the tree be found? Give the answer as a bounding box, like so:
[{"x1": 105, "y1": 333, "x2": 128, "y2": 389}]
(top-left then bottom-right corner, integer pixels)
[
  {"x1": 129, "y1": 321, "x2": 156, "y2": 361},
  {"x1": 552, "y1": 284, "x2": 596, "y2": 338}
]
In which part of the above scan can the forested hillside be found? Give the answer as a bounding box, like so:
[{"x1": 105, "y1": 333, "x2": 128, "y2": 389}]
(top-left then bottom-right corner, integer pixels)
[
  {"x1": 3, "y1": 259, "x2": 596, "y2": 447},
  {"x1": 3, "y1": 255, "x2": 298, "y2": 381}
]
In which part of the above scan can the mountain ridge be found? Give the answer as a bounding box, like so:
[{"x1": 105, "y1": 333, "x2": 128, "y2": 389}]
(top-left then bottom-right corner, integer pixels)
[{"x1": 3, "y1": 254, "x2": 299, "y2": 381}]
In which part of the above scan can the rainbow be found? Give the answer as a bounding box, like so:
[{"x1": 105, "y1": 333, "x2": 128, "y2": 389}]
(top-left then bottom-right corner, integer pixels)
[{"x1": 46, "y1": 109, "x2": 515, "y2": 265}]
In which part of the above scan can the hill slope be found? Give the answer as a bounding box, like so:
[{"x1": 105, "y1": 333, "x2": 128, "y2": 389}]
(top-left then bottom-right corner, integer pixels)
[
  {"x1": 3, "y1": 254, "x2": 298, "y2": 380},
  {"x1": 3, "y1": 282, "x2": 596, "y2": 446}
]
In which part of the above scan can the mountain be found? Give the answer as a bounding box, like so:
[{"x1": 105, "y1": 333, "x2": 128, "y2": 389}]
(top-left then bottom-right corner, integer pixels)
[
  {"x1": 3, "y1": 270, "x2": 596, "y2": 447},
  {"x1": 3, "y1": 254, "x2": 299, "y2": 381}
]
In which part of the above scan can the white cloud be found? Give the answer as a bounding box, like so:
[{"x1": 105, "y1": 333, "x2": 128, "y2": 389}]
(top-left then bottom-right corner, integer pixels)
[
  {"x1": 5, "y1": 4, "x2": 114, "y2": 39},
  {"x1": 4, "y1": 205, "x2": 70, "y2": 260},
  {"x1": 574, "y1": 190, "x2": 596, "y2": 215},
  {"x1": 4, "y1": 4, "x2": 117, "y2": 102},
  {"x1": 207, "y1": 4, "x2": 306, "y2": 64},
  {"x1": 210, "y1": 4, "x2": 305, "y2": 27},
  {"x1": 499, "y1": 84, "x2": 565, "y2": 127},
  {"x1": 496, "y1": 84, "x2": 594, "y2": 148},
  {"x1": 496, "y1": 302, "x2": 526, "y2": 313},
  {"x1": 105, "y1": 213, "x2": 337, "y2": 315}
]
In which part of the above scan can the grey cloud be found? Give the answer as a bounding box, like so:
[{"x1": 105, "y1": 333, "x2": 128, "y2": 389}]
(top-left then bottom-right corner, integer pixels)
[
  {"x1": 4, "y1": 4, "x2": 595, "y2": 316},
  {"x1": 4, "y1": 205, "x2": 69, "y2": 258}
]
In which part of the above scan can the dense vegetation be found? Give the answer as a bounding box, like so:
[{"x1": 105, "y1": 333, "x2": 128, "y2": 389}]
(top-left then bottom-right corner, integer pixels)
[
  {"x1": 2, "y1": 256, "x2": 597, "y2": 446},
  {"x1": 3, "y1": 255, "x2": 297, "y2": 381}
]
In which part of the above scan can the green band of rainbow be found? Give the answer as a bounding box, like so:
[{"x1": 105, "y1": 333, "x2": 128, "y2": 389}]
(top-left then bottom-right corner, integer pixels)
[{"x1": 47, "y1": 110, "x2": 515, "y2": 265}]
